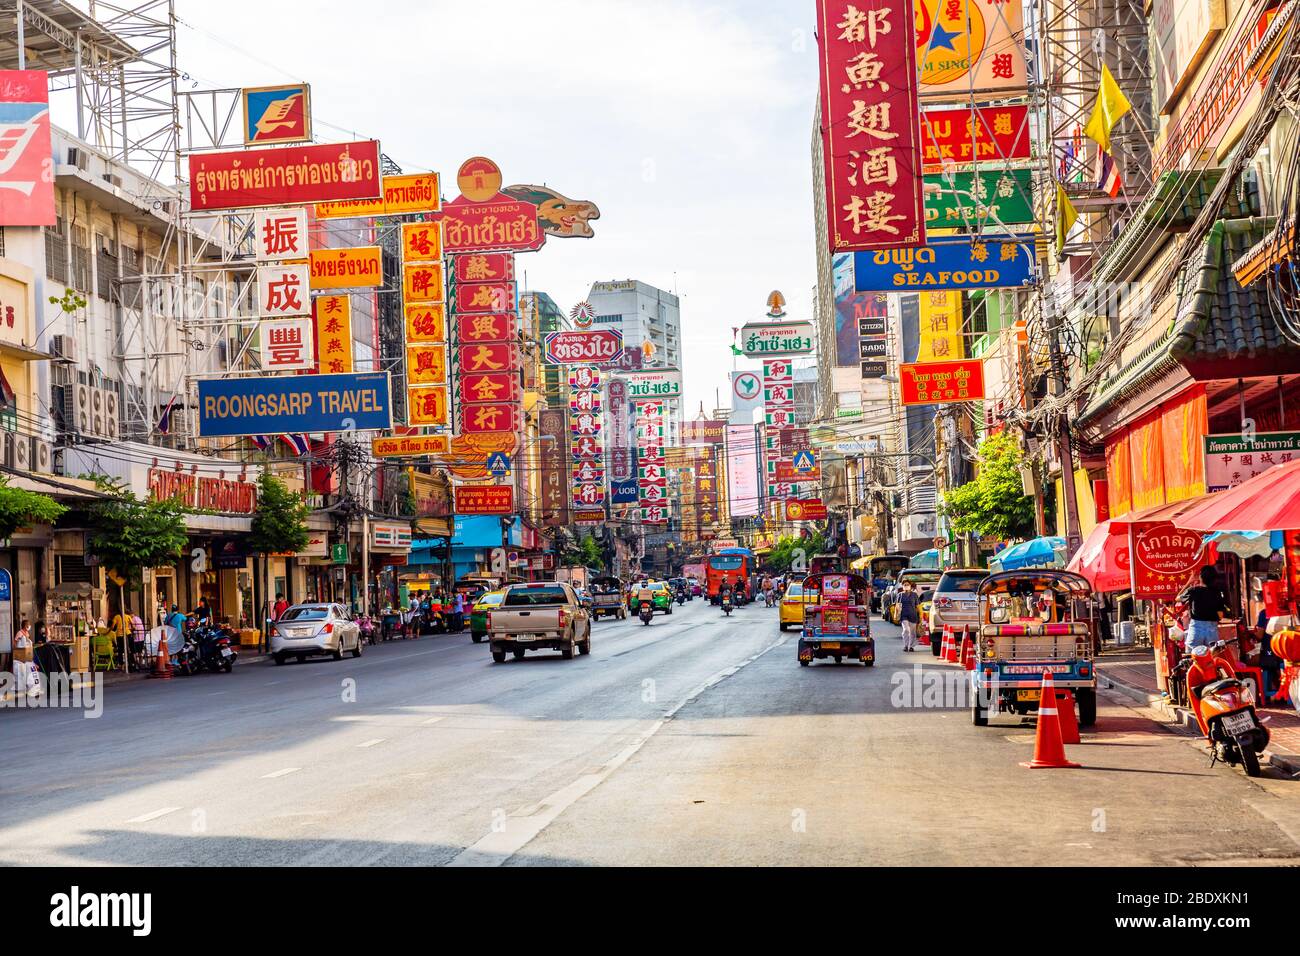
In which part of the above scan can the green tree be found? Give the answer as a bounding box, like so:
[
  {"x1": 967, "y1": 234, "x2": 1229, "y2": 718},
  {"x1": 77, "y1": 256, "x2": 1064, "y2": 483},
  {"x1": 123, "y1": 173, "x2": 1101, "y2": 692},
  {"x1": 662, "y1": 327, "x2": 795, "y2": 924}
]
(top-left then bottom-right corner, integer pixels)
[
  {"x1": 765, "y1": 531, "x2": 827, "y2": 574},
  {"x1": 248, "y1": 472, "x2": 310, "y2": 556},
  {"x1": 0, "y1": 481, "x2": 66, "y2": 540},
  {"x1": 940, "y1": 431, "x2": 1036, "y2": 540},
  {"x1": 560, "y1": 529, "x2": 604, "y2": 570},
  {"x1": 86, "y1": 483, "x2": 189, "y2": 588}
]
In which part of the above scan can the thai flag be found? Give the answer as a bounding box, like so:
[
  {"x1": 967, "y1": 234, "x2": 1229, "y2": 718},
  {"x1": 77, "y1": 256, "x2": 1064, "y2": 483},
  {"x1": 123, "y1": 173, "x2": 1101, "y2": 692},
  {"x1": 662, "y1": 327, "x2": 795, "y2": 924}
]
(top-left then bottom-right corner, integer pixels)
[
  {"x1": 156, "y1": 394, "x2": 178, "y2": 435},
  {"x1": 280, "y1": 434, "x2": 311, "y2": 456},
  {"x1": 249, "y1": 435, "x2": 272, "y2": 450},
  {"x1": 1096, "y1": 148, "x2": 1122, "y2": 198}
]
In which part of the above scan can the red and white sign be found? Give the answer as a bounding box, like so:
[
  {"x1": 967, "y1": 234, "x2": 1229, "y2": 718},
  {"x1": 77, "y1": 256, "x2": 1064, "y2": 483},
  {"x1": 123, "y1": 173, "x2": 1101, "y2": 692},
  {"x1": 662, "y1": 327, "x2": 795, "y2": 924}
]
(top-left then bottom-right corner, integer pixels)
[
  {"x1": 816, "y1": 0, "x2": 925, "y2": 251},
  {"x1": 260, "y1": 317, "x2": 313, "y2": 370},
  {"x1": 919, "y1": 105, "x2": 1031, "y2": 169},
  {"x1": 460, "y1": 402, "x2": 520, "y2": 434},
  {"x1": 460, "y1": 372, "x2": 518, "y2": 404},
  {"x1": 785, "y1": 498, "x2": 828, "y2": 521},
  {"x1": 0, "y1": 71, "x2": 57, "y2": 226},
  {"x1": 453, "y1": 252, "x2": 515, "y2": 283},
  {"x1": 189, "y1": 140, "x2": 382, "y2": 212},
  {"x1": 569, "y1": 365, "x2": 605, "y2": 510},
  {"x1": 898, "y1": 359, "x2": 986, "y2": 405},
  {"x1": 258, "y1": 264, "x2": 310, "y2": 317},
  {"x1": 255, "y1": 208, "x2": 308, "y2": 261},
  {"x1": 454, "y1": 485, "x2": 514, "y2": 515},
  {"x1": 1133, "y1": 521, "x2": 1207, "y2": 599},
  {"x1": 458, "y1": 342, "x2": 520, "y2": 376},
  {"x1": 545, "y1": 329, "x2": 624, "y2": 366},
  {"x1": 439, "y1": 196, "x2": 545, "y2": 253}
]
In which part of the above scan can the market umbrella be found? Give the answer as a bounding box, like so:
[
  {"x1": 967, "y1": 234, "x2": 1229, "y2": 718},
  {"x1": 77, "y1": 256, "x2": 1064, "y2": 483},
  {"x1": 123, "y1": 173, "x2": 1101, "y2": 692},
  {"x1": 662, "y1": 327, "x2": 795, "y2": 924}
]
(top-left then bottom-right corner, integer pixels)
[
  {"x1": 1066, "y1": 521, "x2": 1131, "y2": 592},
  {"x1": 1204, "y1": 530, "x2": 1284, "y2": 559},
  {"x1": 1175, "y1": 459, "x2": 1300, "y2": 532},
  {"x1": 996, "y1": 536, "x2": 1067, "y2": 571},
  {"x1": 909, "y1": 548, "x2": 941, "y2": 570}
]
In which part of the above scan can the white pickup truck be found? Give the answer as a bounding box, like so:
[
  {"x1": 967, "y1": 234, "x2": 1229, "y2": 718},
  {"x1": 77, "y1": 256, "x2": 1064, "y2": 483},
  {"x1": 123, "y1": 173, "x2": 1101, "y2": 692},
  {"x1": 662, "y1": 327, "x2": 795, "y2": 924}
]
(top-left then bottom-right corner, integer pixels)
[{"x1": 487, "y1": 582, "x2": 592, "y2": 663}]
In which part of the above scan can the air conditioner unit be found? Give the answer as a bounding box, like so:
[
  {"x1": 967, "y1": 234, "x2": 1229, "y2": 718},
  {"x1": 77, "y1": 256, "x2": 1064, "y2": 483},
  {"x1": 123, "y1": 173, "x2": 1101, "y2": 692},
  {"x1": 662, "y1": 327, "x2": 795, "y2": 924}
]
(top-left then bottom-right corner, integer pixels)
[
  {"x1": 12, "y1": 433, "x2": 30, "y2": 471},
  {"x1": 91, "y1": 387, "x2": 106, "y2": 437},
  {"x1": 33, "y1": 438, "x2": 52, "y2": 474},
  {"x1": 71, "y1": 382, "x2": 94, "y2": 436},
  {"x1": 50, "y1": 335, "x2": 77, "y2": 363},
  {"x1": 1, "y1": 431, "x2": 17, "y2": 467},
  {"x1": 102, "y1": 390, "x2": 120, "y2": 439},
  {"x1": 67, "y1": 147, "x2": 89, "y2": 171}
]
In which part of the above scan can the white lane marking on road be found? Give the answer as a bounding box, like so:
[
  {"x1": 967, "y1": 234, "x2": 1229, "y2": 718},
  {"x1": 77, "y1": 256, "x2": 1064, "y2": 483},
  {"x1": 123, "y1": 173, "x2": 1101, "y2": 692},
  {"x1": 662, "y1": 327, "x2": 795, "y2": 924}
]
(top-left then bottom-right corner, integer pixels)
[
  {"x1": 260, "y1": 767, "x2": 300, "y2": 779},
  {"x1": 421, "y1": 716, "x2": 447, "y2": 725},
  {"x1": 446, "y1": 633, "x2": 790, "y2": 868},
  {"x1": 356, "y1": 738, "x2": 386, "y2": 748},
  {"x1": 125, "y1": 806, "x2": 180, "y2": 824}
]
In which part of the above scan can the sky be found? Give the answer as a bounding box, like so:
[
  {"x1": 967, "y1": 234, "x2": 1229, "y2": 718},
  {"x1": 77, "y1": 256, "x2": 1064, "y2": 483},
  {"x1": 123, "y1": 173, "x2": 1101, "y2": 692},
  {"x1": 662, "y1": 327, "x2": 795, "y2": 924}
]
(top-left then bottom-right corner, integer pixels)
[{"x1": 171, "y1": 0, "x2": 823, "y2": 418}]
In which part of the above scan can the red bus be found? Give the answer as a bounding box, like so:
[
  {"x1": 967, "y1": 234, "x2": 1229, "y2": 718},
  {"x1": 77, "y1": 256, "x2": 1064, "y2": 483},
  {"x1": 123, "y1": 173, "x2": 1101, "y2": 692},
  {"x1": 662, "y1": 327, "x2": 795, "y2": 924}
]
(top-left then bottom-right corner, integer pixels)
[{"x1": 706, "y1": 548, "x2": 753, "y2": 603}]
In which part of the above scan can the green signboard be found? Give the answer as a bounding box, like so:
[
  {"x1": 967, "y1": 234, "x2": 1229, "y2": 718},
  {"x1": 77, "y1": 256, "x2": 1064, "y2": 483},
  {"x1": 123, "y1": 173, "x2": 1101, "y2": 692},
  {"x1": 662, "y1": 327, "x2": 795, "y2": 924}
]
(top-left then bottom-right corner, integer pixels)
[
  {"x1": 924, "y1": 168, "x2": 1034, "y2": 228},
  {"x1": 330, "y1": 542, "x2": 349, "y2": 565}
]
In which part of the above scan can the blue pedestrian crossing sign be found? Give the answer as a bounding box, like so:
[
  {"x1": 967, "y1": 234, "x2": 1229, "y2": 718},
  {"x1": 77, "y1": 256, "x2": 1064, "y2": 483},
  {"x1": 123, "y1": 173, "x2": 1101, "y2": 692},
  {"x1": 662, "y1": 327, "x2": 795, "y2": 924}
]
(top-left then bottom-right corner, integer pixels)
[
  {"x1": 792, "y1": 449, "x2": 816, "y2": 474},
  {"x1": 487, "y1": 452, "x2": 511, "y2": 476}
]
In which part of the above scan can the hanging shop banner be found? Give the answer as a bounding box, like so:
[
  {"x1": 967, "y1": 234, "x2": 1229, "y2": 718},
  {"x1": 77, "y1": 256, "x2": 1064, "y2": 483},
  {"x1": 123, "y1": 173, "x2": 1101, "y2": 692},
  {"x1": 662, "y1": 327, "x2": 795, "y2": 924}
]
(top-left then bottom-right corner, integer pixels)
[
  {"x1": 1132, "y1": 521, "x2": 1208, "y2": 600},
  {"x1": 255, "y1": 207, "x2": 308, "y2": 260},
  {"x1": 315, "y1": 172, "x2": 441, "y2": 219},
  {"x1": 1204, "y1": 431, "x2": 1300, "y2": 492},
  {"x1": 923, "y1": 169, "x2": 1035, "y2": 228},
  {"x1": 1105, "y1": 432, "x2": 1134, "y2": 518},
  {"x1": 258, "y1": 263, "x2": 310, "y2": 317},
  {"x1": 456, "y1": 281, "x2": 515, "y2": 314},
  {"x1": 454, "y1": 252, "x2": 515, "y2": 283},
  {"x1": 607, "y1": 378, "x2": 632, "y2": 482},
  {"x1": 406, "y1": 385, "x2": 448, "y2": 426},
  {"x1": 197, "y1": 372, "x2": 392, "y2": 437},
  {"x1": 458, "y1": 343, "x2": 520, "y2": 375},
  {"x1": 461, "y1": 402, "x2": 520, "y2": 434},
  {"x1": 405, "y1": 344, "x2": 448, "y2": 386},
  {"x1": 313, "y1": 294, "x2": 353, "y2": 374},
  {"x1": 569, "y1": 366, "x2": 605, "y2": 509},
  {"x1": 457, "y1": 312, "x2": 517, "y2": 344},
  {"x1": 455, "y1": 485, "x2": 514, "y2": 516},
  {"x1": 242, "y1": 83, "x2": 311, "y2": 145},
  {"x1": 611, "y1": 479, "x2": 639, "y2": 504},
  {"x1": 739, "y1": 321, "x2": 815, "y2": 357},
  {"x1": 401, "y1": 221, "x2": 442, "y2": 261},
  {"x1": 539, "y1": 409, "x2": 570, "y2": 526},
  {"x1": 309, "y1": 246, "x2": 383, "y2": 290},
  {"x1": 403, "y1": 262, "x2": 445, "y2": 304},
  {"x1": 898, "y1": 359, "x2": 986, "y2": 405},
  {"x1": 190, "y1": 139, "x2": 381, "y2": 212},
  {"x1": 544, "y1": 329, "x2": 624, "y2": 365},
  {"x1": 919, "y1": 104, "x2": 1031, "y2": 168},
  {"x1": 372, "y1": 434, "x2": 451, "y2": 459},
  {"x1": 404, "y1": 304, "x2": 447, "y2": 344},
  {"x1": 683, "y1": 420, "x2": 726, "y2": 445},
  {"x1": 853, "y1": 235, "x2": 1037, "y2": 292},
  {"x1": 439, "y1": 196, "x2": 545, "y2": 253},
  {"x1": 785, "y1": 498, "x2": 828, "y2": 521},
  {"x1": 620, "y1": 367, "x2": 683, "y2": 400},
  {"x1": 726, "y1": 424, "x2": 761, "y2": 519},
  {"x1": 260, "y1": 317, "x2": 314, "y2": 371},
  {"x1": 917, "y1": 291, "x2": 965, "y2": 362},
  {"x1": 915, "y1": 0, "x2": 1029, "y2": 99},
  {"x1": 859, "y1": 338, "x2": 887, "y2": 359},
  {"x1": 816, "y1": 0, "x2": 925, "y2": 252},
  {"x1": 0, "y1": 70, "x2": 56, "y2": 226}
]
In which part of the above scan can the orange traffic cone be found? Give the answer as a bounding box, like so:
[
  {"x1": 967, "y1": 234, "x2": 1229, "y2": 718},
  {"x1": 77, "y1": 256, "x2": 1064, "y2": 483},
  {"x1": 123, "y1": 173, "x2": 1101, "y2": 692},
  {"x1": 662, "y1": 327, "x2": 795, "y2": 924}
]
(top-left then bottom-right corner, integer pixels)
[
  {"x1": 944, "y1": 625, "x2": 959, "y2": 663},
  {"x1": 960, "y1": 627, "x2": 976, "y2": 671},
  {"x1": 1055, "y1": 688, "x2": 1081, "y2": 744},
  {"x1": 151, "y1": 631, "x2": 172, "y2": 680},
  {"x1": 1020, "y1": 671, "x2": 1080, "y2": 769},
  {"x1": 919, "y1": 626, "x2": 931, "y2": 646}
]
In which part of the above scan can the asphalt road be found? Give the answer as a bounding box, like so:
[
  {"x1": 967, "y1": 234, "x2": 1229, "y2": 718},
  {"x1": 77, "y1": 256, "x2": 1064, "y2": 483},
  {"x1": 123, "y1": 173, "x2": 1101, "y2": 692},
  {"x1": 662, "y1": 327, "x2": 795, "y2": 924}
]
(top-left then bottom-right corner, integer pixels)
[{"x1": 3, "y1": 597, "x2": 1300, "y2": 866}]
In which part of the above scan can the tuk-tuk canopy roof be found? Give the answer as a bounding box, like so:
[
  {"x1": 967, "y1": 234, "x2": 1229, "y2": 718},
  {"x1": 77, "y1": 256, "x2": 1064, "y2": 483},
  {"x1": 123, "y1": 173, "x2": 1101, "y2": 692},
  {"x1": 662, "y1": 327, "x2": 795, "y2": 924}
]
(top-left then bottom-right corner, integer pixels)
[{"x1": 977, "y1": 569, "x2": 1093, "y2": 597}]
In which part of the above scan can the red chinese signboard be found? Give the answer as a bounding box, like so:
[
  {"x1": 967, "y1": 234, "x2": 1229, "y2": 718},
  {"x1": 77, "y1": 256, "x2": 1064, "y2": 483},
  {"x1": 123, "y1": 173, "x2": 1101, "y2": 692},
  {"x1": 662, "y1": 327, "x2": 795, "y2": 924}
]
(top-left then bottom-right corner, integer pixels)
[
  {"x1": 460, "y1": 402, "x2": 520, "y2": 434},
  {"x1": 453, "y1": 252, "x2": 515, "y2": 283},
  {"x1": 539, "y1": 408, "x2": 569, "y2": 527},
  {"x1": 816, "y1": 0, "x2": 925, "y2": 251},
  {"x1": 457, "y1": 312, "x2": 516, "y2": 344},
  {"x1": 456, "y1": 281, "x2": 515, "y2": 314},
  {"x1": 919, "y1": 104, "x2": 1031, "y2": 168},
  {"x1": 454, "y1": 485, "x2": 514, "y2": 515},
  {"x1": 544, "y1": 329, "x2": 624, "y2": 366},
  {"x1": 898, "y1": 359, "x2": 986, "y2": 406},
  {"x1": 785, "y1": 498, "x2": 828, "y2": 521},
  {"x1": 460, "y1": 372, "x2": 518, "y2": 405},
  {"x1": 1133, "y1": 521, "x2": 1207, "y2": 599},
  {"x1": 189, "y1": 140, "x2": 382, "y2": 211},
  {"x1": 0, "y1": 70, "x2": 56, "y2": 226},
  {"x1": 439, "y1": 196, "x2": 545, "y2": 253},
  {"x1": 458, "y1": 342, "x2": 520, "y2": 375}
]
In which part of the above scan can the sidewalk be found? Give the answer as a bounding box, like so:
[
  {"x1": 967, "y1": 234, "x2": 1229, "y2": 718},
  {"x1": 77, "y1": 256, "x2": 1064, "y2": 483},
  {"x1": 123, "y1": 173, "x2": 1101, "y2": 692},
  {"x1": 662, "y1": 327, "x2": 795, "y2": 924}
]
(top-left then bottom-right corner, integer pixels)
[{"x1": 1097, "y1": 646, "x2": 1300, "y2": 775}]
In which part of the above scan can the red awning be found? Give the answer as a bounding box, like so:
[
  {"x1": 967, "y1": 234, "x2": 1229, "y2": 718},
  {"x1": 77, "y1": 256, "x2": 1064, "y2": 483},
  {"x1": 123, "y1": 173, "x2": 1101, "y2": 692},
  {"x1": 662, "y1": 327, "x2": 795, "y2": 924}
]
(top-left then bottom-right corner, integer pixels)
[
  {"x1": 1065, "y1": 520, "x2": 1131, "y2": 593},
  {"x1": 1174, "y1": 459, "x2": 1300, "y2": 532}
]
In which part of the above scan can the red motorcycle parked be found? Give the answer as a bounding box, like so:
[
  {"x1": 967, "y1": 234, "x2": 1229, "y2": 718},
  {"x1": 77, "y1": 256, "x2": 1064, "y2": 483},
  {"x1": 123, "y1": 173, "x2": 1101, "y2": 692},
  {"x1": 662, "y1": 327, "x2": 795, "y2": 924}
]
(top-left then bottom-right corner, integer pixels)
[{"x1": 1172, "y1": 640, "x2": 1270, "y2": 777}]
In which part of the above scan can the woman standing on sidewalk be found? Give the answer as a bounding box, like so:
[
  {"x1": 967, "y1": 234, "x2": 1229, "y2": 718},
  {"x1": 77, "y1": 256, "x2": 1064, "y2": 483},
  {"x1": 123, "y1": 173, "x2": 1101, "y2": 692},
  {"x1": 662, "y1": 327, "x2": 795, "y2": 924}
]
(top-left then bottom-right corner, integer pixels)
[
  {"x1": 1179, "y1": 566, "x2": 1229, "y2": 652},
  {"x1": 898, "y1": 580, "x2": 920, "y2": 652}
]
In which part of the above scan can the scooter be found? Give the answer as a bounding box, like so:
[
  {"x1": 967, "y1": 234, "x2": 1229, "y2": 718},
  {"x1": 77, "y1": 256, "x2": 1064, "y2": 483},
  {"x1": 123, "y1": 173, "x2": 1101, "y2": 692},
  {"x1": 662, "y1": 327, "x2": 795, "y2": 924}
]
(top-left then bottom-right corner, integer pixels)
[
  {"x1": 357, "y1": 614, "x2": 376, "y2": 646},
  {"x1": 1173, "y1": 640, "x2": 1270, "y2": 777},
  {"x1": 638, "y1": 601, "x2": 655, "y2": 626},
  {"x1": 721, "y1": 593, "x2": 733, "y2": 617},
  {"x1": 676, "y1": 589, "x2": 687, "y2": 606},
  {"x1": 194, "y1": 623, "x2": 237, "y2": 673}
]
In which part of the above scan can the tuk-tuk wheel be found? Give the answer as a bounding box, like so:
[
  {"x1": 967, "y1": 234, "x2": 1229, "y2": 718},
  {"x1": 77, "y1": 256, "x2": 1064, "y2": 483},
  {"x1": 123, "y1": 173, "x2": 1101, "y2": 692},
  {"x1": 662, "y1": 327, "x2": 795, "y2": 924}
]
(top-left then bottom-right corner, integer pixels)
[
  {"x1": 972, "y1": 697, "x2": 988, "y2": 726},
  {"x1": 799, "y1": 659, "x2": 810, "y2": 667},
  {"x1": 834, "y1": 655, "x2": 842, "y2": 664},
  {"x1": 471, "y1": 634, "x2": 483, "y2": 643},
  {"x1": 1076, "y1": 688, "x2": 1097, "y2": 727}
]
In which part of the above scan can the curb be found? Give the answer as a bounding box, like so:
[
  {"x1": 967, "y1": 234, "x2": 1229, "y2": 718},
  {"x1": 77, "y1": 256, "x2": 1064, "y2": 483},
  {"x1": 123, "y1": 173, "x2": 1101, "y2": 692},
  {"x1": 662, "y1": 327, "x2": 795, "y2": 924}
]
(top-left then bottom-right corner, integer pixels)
[{"x1": 1099, "y1": 665, "x2": 1300, "y2": 776}]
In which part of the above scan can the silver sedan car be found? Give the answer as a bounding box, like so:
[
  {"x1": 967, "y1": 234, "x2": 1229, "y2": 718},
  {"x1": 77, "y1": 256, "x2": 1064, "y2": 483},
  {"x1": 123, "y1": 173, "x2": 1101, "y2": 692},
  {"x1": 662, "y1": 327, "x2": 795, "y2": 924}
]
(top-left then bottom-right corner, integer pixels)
[{"x1": 270, "y1": 603, "x2": 362, "y2": 665}]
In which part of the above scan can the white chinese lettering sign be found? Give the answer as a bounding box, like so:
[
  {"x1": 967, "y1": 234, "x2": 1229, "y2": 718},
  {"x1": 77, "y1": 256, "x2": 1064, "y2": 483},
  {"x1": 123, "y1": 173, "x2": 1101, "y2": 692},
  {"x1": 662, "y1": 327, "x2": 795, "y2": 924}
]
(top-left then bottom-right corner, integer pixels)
[
  {"x1": 258, "y1": 263, "x2": 310, "y2": 317},
  {"x1": 255, "y1": 208, "x2": 308, "y2": 261}
]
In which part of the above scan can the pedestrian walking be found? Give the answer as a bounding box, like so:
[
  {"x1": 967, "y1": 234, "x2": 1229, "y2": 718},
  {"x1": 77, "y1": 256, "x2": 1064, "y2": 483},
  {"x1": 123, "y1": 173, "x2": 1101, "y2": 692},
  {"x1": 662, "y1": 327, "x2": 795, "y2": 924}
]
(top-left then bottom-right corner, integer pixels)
[
  {"x1": 898, "y1": 580, "x2": 920, "y2": 651},
  {"x1": 452, "y1": 591, "x2": 465, "y2": 633}
]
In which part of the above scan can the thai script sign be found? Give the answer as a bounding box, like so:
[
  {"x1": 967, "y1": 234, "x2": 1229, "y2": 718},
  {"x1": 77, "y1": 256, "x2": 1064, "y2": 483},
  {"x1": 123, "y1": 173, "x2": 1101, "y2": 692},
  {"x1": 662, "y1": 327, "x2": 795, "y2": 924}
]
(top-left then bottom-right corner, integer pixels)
[
  {"x1": 620, "y1": 367, "x2": 682, "y2": 400},
  {"x1": 739, "y1": 321, "x2": 815, "y2": 357},
  {"x1": 439, "y1": 196, "x2": 545, "y2": 253},
  {"x1": 1133, "y1": 521, "x2": 1207, "y2": 599},
  {"x1": 923, "y1": 169, "x2": 1034, "y2": 228},
  {"x1": 148, "y1": 470, "x2": 258, "y2": 514},
  {"x1": 785, "y1": 498, "x2": 828, "y2": 521},
  {"x1": 372, "y1": 434, "x2": 451, "y2": 459},
  {"x1": 190, "y1": 140, "x2": 381, "y2": 211},
  {"x1": 682, "y1": 420, "x2": 726, "y2": 445},
  {"x1": 309, "y1": 246, "x2": 383, "y2": 289},
  {"x1": 454, "y1": 485, "x2": 514, "y2": 515},
  {"x1": 315, "y1": 172, "x2": 441, "y2": 219},
  {"x1": 544, "y1": 329, "x2": 624, "y2": 365},
  {"x1": 1204, "y1": 430, "x2": 1300, "y2": 492},
  {"x1": 919, "y1": 104, "x2": 1030, "y2": 168},
  {"x1": 898, "y1": 359, "x2": 986, "y2": 405}
]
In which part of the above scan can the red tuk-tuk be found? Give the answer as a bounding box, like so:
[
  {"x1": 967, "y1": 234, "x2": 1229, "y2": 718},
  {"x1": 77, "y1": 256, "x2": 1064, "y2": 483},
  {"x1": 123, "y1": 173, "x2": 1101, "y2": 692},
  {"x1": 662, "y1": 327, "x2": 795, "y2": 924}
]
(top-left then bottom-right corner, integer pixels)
[{"x1": 798, "y1": 572, "x2": 874, "y2": 667}]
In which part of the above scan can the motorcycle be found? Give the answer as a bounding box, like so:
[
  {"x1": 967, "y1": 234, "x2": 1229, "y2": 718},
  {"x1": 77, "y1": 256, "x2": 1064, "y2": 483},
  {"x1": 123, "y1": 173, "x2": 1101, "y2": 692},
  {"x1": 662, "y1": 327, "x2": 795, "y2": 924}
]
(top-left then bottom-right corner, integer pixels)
[
  {"x1": 638, "y1": 601, "x2": 655, "y2": 626},
  {"x1": 357, "y1": 614, "x2": 377, "y2": 646},
  {"x1": 675, "y1": 589, "x2": 687, "y2": 606},
  {"x1": 1172, "y1": 640, "x2": 1270, "y2": 777},
  {"x1": 721, "y1": 593, "x2": 733, "y2": 617},
  {"x1": 194, "y1": 623, "x2": 237, "y2": 673}
]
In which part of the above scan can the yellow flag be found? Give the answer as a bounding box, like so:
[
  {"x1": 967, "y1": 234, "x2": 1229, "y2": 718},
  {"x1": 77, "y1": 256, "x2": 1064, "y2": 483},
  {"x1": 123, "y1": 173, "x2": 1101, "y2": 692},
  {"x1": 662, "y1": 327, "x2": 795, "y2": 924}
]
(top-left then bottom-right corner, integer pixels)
[
  {"x1": 1055, "y1": 183, "x2": 1078, "y2": 256},
  {"x1": 1083, "y1": 64, "x2": 1131, "y2": 152}
]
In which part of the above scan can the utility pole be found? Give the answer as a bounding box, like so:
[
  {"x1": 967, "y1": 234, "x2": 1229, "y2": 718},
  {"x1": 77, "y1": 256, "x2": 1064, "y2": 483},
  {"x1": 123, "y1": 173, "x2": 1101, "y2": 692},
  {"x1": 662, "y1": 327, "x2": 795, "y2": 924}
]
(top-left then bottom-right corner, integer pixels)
[
  {"x1": 1045, "y1": 297, "x2": 1083, "y2": 555},
  {"x1": 360, "y1": 461, "x2": 370, "y2": 616}
]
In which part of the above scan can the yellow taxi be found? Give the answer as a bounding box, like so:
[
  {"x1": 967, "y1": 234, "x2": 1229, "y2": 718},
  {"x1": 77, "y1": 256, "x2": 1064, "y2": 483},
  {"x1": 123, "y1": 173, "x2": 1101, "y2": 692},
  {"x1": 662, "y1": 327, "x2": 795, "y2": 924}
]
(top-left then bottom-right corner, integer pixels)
[{"x1": 778, "y1": 580, "x2": 819, "y2": 631}]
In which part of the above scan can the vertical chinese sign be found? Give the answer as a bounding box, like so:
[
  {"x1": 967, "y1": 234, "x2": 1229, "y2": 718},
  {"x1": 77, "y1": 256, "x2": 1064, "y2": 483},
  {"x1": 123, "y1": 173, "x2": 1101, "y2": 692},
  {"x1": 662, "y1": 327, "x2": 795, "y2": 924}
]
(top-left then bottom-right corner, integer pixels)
[
  {"x1": 568, "y1": 366, "x2": 606, "y2": 520},
  {"x1": 313, "y1": 295, "x2": 354, "y2": 373},
  {"x1": 539, "y1": 408, "x2": 570, "y2": 527},
  {"x1": 607, "y1": 377, "x2": 632, "y2": 483},
  {"x1": 637, "y1": 399, "x2": 668, "y2": 525},
  {"x1": 256, "y1": 206, "x2": 312, "y2": 371},
  {"x1": 694, "y1": 446, "x2": 721, "y2": 539},
  {"x1": 816, "y1": 0, "x2": 926, "y2": 252},
  {"x1": 762, "y1": 359, "x2": 798, "y2": 507},
  {"x1": 401, "y1": 221, "x2": 449, "y2": 428}
]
